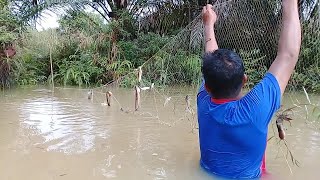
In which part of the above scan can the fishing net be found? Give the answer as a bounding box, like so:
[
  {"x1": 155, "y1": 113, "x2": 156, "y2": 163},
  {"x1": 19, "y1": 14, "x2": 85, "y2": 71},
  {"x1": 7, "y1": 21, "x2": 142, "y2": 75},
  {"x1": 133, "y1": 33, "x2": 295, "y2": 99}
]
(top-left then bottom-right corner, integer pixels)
[
  {"x1": 87, "y1": 0, "x2": 320, "y2": 133},
  {"x1": 50, "y1": 0, "x2": 320, "y2": 172}
]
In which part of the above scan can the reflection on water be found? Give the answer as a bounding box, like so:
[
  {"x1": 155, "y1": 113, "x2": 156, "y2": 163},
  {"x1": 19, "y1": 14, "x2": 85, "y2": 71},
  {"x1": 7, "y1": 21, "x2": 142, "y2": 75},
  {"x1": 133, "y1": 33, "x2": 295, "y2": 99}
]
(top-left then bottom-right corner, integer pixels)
[
  {"x1": 20, "y1": 95, "x2": 101, "y2": 154},
  {"x1": 0, "y1": 86, "x2": 319, "y2": 180}
]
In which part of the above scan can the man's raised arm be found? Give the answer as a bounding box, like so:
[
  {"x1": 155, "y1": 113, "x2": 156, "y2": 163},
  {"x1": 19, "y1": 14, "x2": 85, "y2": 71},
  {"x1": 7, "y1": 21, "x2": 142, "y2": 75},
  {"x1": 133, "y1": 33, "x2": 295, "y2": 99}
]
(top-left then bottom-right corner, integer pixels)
[
  {"x1": 268, "y1": 0, "x2": 301, "y2": 95},
  {"x1": 202, "y1": 4, "x2": 218, "y2": 52}
]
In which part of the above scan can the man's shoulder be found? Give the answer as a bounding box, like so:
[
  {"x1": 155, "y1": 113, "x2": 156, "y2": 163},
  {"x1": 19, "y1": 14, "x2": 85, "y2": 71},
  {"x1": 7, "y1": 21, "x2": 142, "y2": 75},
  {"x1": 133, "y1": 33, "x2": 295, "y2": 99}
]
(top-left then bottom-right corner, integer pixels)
[
  {"x1": 242, "y1": 72, "x2": 281, "y2": 103},
  {"x1": 251, "y1": 73, "x2": 280, "y2": 94},
  {"x1": 238, "y1": 72, "x2": 282, "y2": 130}
]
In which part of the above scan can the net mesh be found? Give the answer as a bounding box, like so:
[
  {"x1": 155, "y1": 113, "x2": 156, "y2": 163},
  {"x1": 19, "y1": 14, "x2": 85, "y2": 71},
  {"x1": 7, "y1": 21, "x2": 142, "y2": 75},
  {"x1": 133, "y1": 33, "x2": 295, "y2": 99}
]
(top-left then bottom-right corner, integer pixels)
[{"x1": 87, "y1": 0, "x2": 319, "y2": 131}]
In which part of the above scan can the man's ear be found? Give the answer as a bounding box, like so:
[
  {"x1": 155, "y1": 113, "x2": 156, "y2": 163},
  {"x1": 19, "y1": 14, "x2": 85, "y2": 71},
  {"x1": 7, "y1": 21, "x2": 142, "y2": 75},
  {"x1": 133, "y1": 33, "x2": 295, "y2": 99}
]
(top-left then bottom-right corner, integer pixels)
[
  {"x1": 243, "y1": 74, "x2": 248, "y2": 85},
  {"x1": 205, "y1": 83, "x2": 211, "y2": 93}
]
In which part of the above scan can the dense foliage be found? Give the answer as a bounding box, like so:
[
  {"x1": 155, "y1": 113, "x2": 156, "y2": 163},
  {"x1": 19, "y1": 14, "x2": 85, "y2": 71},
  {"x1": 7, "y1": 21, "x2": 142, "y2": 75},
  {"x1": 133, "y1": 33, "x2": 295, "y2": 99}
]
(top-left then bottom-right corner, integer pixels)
[
  {"x1": 0, "y1": 0, "x2": 319, "y2": 93},
  {"x1": 0, "y1": 1, "x2": 19, "y2": 86},
  {"x1": 11, "y1": 11, "x2": 172, "y2": 87}
]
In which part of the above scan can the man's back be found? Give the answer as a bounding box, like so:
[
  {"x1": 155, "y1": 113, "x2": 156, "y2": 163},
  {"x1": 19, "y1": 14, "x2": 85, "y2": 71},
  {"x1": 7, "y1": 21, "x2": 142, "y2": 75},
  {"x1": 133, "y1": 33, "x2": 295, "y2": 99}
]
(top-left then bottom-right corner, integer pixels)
[
  {"x1": 198, "y1": 1, "x2": 300, "y2": 178},
  {"x1": 197, "y1": 73, "x2": 281, "y2": 179}
]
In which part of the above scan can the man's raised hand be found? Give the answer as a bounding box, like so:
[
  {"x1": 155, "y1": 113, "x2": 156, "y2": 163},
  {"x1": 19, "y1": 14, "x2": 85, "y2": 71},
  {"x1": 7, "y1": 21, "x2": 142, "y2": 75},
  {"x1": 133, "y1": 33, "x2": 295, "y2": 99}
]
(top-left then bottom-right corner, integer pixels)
[{"x1": 202, "y1": 4, "x2": 217, "y2": 26}]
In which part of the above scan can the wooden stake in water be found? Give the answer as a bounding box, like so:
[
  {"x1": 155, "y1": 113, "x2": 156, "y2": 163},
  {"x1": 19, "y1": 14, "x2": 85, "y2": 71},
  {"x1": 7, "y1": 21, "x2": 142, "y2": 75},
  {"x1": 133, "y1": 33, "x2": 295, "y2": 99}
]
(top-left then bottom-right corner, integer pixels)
[
  {"x1": 185, "y1": 95, "x2": 191, "y2": 112},
  {"x1": 88, "y1": 89, "x2": 93, "y2": 100},
  {"x1": 163, "y1": 97, "x2": 172, "y2": 107},
  {"x1": 135, "y1": 86, "x2": 141, "y2": 111},
  {"x1": 137, "y1": 66, "x2": 142, "y2": 83},
  {"x1": 106, "y1": 91, "x2": 112, "y2": 106}
]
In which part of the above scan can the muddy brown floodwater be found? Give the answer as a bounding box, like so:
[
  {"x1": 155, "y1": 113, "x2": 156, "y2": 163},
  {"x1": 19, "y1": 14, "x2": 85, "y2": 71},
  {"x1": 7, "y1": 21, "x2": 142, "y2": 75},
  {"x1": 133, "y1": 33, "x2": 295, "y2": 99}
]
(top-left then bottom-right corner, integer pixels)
[{"x1": 0, "y1": 86, "x2": 320, "y2": 180}]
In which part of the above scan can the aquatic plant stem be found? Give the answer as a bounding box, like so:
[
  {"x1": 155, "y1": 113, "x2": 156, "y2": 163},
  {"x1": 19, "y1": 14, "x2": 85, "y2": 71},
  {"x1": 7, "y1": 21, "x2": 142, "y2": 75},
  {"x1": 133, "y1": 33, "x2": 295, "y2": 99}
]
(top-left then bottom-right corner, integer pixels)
[{"x1": 280, "y1": 145, "x2": 293, "y2": 174}]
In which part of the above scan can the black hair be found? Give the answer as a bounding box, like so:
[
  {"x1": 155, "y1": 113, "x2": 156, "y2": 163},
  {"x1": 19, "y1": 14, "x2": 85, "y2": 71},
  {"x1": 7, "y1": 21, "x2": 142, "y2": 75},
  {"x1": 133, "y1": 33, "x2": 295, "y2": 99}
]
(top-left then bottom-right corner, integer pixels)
[{"x1": 201, "y1": 49, "x2": 245, "y2": 99}]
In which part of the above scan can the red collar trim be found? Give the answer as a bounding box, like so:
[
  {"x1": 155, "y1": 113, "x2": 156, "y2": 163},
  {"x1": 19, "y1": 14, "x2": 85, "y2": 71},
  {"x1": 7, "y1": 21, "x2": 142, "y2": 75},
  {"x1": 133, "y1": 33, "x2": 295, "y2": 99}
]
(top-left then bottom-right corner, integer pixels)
[{"x1": 211, "y1": 98, "x2": 237, "y2": 104}]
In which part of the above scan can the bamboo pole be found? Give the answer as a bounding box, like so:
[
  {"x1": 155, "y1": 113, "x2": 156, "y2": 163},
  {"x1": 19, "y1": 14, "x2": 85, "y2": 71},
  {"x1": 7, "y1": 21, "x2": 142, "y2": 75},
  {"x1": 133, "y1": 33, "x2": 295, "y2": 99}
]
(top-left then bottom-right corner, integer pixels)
[
  {"x1": 49, "y1": 30, "x2": 55, "y2": 91},
  {"x1": 50, "y1": 46, "x2": 54, "y2": 90}
]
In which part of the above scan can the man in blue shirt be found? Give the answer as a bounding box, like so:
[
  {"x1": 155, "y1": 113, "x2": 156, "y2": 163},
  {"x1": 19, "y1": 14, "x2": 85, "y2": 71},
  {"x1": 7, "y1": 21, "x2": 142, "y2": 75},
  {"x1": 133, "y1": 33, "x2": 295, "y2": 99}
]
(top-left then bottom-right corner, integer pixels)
[{"x1": 198, "y1": 1, "x2": 301, "y2": 179}]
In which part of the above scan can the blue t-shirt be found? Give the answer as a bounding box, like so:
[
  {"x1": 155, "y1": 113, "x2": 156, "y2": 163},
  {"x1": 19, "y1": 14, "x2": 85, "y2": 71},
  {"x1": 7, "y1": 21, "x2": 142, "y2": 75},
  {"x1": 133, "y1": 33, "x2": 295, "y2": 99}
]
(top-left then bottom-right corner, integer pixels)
[{"x1": 197, "y1": 73, "x2": 281, "y2": 179}]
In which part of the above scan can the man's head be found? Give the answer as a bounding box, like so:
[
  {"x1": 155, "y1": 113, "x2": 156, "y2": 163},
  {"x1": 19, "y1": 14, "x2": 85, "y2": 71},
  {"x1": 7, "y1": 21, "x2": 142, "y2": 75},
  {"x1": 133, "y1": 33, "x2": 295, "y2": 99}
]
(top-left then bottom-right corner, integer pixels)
[{"x1": 201, "y1": 49, "x2": 247, "y2": 99}]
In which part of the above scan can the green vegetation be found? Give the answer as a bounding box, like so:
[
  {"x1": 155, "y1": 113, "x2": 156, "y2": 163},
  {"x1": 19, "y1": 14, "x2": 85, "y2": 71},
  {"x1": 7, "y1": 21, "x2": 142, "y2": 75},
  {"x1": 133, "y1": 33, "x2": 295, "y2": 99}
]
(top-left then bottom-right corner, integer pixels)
[
  {"x1": 0, "y1": 1, "x2": 19, "y2": 87},
  {"x1": 0, "y1": 0, "x2": 319, "y2": 93}
]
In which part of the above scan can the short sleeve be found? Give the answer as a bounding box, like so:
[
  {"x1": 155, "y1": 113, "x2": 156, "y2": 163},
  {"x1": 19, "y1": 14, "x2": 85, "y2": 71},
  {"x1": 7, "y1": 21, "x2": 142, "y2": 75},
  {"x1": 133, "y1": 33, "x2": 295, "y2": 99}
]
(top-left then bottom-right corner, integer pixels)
[{"x1": 238, "y1": 73, "x2": 281, "y2": 132}]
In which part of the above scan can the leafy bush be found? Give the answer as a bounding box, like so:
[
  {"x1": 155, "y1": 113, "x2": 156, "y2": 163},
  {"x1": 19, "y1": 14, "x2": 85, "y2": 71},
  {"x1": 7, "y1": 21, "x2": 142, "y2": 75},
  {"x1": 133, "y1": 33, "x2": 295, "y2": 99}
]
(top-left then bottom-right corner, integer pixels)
[
  {"x1": 140, "y1": 50, "x2": 201, "y2": 87},
  {"x1": 292, "y1": 21, "x2": 320, "y2": 93},
  {"x1": 5, "y1": 7, "x2": 320, "y2": 93},
  {"x1": 239, "y1": 49, "x2": 268, "y2": 88},
  {"x1": 118, "y1": 33, "x2": 170, "y2": 67},
  {"x1": 0, "y1": 4, "x2": 20, "y2": 88},
  {"x1": 12, "y1": 30, "x2": 56, "y2": 85}
]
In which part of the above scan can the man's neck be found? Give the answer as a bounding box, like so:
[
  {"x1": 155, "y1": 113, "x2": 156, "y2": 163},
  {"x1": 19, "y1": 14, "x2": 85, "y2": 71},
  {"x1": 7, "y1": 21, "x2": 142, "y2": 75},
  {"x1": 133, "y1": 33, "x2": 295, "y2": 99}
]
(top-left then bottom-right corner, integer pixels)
[{"x1": 211, "y1": 92, "x2": 243, "y2": 104}]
